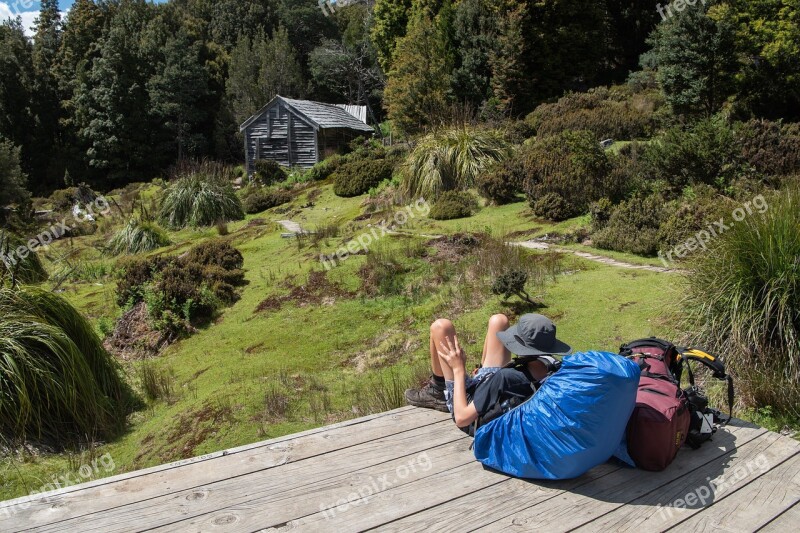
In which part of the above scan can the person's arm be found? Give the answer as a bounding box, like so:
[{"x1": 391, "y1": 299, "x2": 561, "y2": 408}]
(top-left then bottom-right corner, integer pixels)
[{"x1": 439, "y1": 336, "x2": 479, "y2": 428}]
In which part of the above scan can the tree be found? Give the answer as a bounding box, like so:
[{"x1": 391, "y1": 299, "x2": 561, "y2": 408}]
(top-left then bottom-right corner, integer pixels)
[
  {"x1": 384, "y1": 8, "x2": 453, "y2": 133},
  {"x1": 0, "y1": 20, "x2": 35, "y2": 176},
  {"x1": 226, "y1": 26, "x2": 306, "y2": 125},
  {"x1": 602, "y1": 0, "x2": 663, "y2": 83},
  {"x1": 148, "y1": 30, "x2": 210, "y2": 161},
  {"x1": 0, "y1": 137, "x2": 30, "y2": 208},
  {"x1": 73, "y1": 2, "x2": 157, "y2": 185},
  {"x1": 451, "y1": 0, "x2": 496, "y2": 108},
  {"x1": 723, "y1": 0, "x2": 800, "y2": 120},
  {"x1": 644, "y1": 1, "x2": 737, "y2": 117},
  {"x1": 309, "y1": 5, "x2": 384, "y2": 110},
  {"x1": 370, "y1": 0, "x2": 413, "y2": 72},
  {"x1": 31, "y1": 0, "x2": 64, "y2": 191}
]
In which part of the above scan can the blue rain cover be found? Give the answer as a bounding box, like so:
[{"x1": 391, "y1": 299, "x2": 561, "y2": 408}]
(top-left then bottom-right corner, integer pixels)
[{"x1": 473, "y1": 351, "x2": 640, "y2": 480}]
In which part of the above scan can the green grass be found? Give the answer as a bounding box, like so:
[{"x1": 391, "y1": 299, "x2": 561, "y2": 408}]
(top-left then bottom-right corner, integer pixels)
[{"x1": 2, "y1": 180, "x2": 793, "y2": 501}]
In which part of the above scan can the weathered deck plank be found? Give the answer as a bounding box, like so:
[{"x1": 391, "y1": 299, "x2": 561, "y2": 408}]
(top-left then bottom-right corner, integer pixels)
[
  {"x1": 3, "y1": 407, "x2": 798, "y2": 533},
  {"x1": 758, "y1": 500, "x2": 800, "y2": 532},
  {"x1": 384, "y1": 423, "x2": 761, "y2": 532},
  {"x1": 569, "y1": 428, "x2": 800, "y2": 532},
  {"x1": 2, "y1": 407, "x2": 445, "y2": 531},
  {"x1": 672, "y1": 454, "x2": 800, "y2": 532}
]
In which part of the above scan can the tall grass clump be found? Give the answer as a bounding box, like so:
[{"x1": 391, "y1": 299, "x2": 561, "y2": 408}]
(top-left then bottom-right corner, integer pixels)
[
  {"x1": 108, "y1": 219, "x2": 171, "y2": 256},
  {"x1": 0, "y1": 287, "x2": 137, "y2": 445},
  {"x1": 160, "y1": 171, "x2": 244, "y2": 229},
  {"x1": 401, "y1": 127, "x2": 510, "y2": 200},
  {"x1": 0, "y1": 231, "x2": 49, "y2": 285},
  {"x1": 682, "y1": 187, "x2": 800, "y2": 416}
]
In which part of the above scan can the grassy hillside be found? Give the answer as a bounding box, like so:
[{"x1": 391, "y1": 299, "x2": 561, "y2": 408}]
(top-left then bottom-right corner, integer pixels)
[{"x1": 1, "y1": 181, "x2": 680, "y2": 500}]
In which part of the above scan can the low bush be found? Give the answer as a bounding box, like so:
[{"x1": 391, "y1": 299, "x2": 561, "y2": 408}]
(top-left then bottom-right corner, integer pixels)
[
  {"x1": 252, "y1": 159, "x2": 287, "y2": 185},
  {"x1": 333, "y1": 158, "x2": 395, "y2": 198},
  {"x1": 522, "y1": 130, "x2": 616, "y2": 221},
  {"x1": 737, "y1": 119, "x2": 800, "y2": 178},
  {"x1": 308, "y1": 154, "x2": 344, "y2": 181},
  {"x1": 108, "y1": 219, "x2": 171, "y2": 256},
  {"x1": 530, "y1": 193, "x2": 572, "y2": 222},
  {"x1": 115, "y1": 240, "x2": 245, "y2": 334},
  {"x1": 429, "y1": 191, "x2": 478, "y2": 220},
  {"x1": 477, "y1": 159, "x2": 524, "y2": 205},
  {"x1": 592, "y1": 193, "x2": 666, "y2": 256},
  {"x1": 526, "y1": 86, "x2": 663, "y2": 140},
  {"x1": 642, "y1": 116, "x2": 742, "y2": 194},
  {"x1": 656, "y1": 185, "x2": 734, "y2": 250},
  {"x1": 242, "y1": 188, "x2": 293, "y2": 214},
  {"x1": 682, "y1": 186, "x2": 800, "y2": 416}
]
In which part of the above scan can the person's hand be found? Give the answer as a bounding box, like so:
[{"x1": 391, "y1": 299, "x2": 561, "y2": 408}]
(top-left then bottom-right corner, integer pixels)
[{"x1": 438, "y1": 336, "x2": 466, "y2": 371}]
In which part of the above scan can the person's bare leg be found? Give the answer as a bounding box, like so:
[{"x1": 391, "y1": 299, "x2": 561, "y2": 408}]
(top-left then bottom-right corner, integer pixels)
[
  {"x1": 481, "y1": 314, "x2": 512, "y2": 368},
  {"x1": 430, "y1": 318, "x2": 458, "y2": 381}
]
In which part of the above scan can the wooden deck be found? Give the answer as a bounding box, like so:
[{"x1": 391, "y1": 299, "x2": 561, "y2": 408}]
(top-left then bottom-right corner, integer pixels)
[{"x1": 3, "y1": 406, "x2": 799, "y2": 532}]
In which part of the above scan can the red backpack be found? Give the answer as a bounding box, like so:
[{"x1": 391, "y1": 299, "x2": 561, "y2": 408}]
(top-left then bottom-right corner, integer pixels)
[{"x1": 619, "y1": 338, "x2": 691, "y2": 471}]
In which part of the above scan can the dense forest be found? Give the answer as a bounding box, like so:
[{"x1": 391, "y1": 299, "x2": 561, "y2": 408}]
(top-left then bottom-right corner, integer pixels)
[{"x1": 1, "y1": 0, "x2": 798, "y2": 197}]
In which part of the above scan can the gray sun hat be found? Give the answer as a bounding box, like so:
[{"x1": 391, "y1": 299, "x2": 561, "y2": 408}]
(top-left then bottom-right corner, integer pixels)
[{"x1": 497, "y1": 314, "x2": 572, "y2": 357}]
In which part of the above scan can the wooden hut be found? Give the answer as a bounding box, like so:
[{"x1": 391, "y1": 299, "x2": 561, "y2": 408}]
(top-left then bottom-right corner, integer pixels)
[{"x1": 239, "y1": 96, "x2": 374, "y2": 174}]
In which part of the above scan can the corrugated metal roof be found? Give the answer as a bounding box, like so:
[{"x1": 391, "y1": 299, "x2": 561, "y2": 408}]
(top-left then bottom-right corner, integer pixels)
[
  {"x1": 335, "y1": 104, "x2": 368, "y2": 124},
  {"x1": 282, "y1": 97, "x2": 373, "y2": 132}
]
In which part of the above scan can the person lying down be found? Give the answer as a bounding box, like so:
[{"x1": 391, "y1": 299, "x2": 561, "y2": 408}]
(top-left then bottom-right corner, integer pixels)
[{"x1": 405, "y1": 313, "x2": 572, "y2": 435}]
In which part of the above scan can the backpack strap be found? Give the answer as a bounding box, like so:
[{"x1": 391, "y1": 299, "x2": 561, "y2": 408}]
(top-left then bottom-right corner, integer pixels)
[{"x1": 680, "y1": 349, "x2": 735, "y2": 425}]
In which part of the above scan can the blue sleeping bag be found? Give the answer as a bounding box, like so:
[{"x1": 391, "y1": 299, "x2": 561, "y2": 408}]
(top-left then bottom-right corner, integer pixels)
[{"x1": 473, "y1": 351, "x2": 640, "y2": 480}]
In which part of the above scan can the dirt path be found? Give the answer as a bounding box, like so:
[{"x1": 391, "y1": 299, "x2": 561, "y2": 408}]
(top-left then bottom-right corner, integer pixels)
[{"x1": 513, "y1": 240, "x2": 678, "y2": 273}]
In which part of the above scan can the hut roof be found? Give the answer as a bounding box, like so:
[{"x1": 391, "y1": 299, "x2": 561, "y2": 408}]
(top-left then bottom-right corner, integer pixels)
[{"x1": 239, "y1": 96, "x2": 373, "y2": 133}]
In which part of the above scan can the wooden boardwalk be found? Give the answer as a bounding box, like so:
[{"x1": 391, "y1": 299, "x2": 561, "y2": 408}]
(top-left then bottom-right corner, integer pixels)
[{"x1": 3, "y1": 406, "x2": 799, "y2": 532}]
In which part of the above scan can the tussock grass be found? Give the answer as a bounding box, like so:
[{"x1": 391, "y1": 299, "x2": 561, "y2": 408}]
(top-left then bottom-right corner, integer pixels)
[
  {"x1": 0, "y1": 287, "x2": 137, "y2": 445},
  {"x1": 682, "y1": 187, "x2": 800, "y2": 416},
  {"x1": 108, "y1": 219, "x2": 171, "y2": 256},
  {"x1": 0, "y1": 231, "x2": 49, "y2": 285},
  {"x1": 160, "y1": 172, "x2": 244, "y2": 229},
  {"x1": 401, "y1": 127, "x2": 510, "y2": 200}
]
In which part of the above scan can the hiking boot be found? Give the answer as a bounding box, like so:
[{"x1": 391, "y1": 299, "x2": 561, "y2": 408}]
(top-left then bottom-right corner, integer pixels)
[{"x1": 405, "y1": 379, "x2": 449, "y2": 413}]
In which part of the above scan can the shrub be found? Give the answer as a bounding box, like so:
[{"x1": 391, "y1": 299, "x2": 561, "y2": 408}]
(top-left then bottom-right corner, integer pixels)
[
  {"x1": 333, "y1": 158, "x2": 395, "y2": 198},
  {"x1": 491, "y1": 270, "x2": 536, "y2": 304},
  {"x1": 526, "y1": 86, "x2": 663, "y2": 140},
  {"x1": 242, "y1": 188, "x2": 293, "y2": 214},
  {"x1": 522, "y1": 130, "x2": 615, "y2": 220},
  {"x1": 589, "y1": 198, "x2": 614, "y2": 231},
  {"x1": 429, "y1": 191, "x2": 478, "y2": 220},
  {"x1": 656, "y1": 185, "x2": 734, "y2": 250},
  {"x1": 0, "y1": 287, "x2": 137, "y2": 445},
  {"x1": 502, "y1": 120, "x2": 536, "y2": 144},
  {"x1": 115, "y1": 240, "x2": 245, "y2": 331},
  {"x1": 642, "y1": 116, "x2": 742, "y2": 193},
  {"x1": 531, "y1": 193, "x2": 572, "y2": 222},
  {"x1": 183, "y1": 240, "x2": 244, "y2": 272},
  {"x1": 593, "y1": 194, "x2": 666, "y2": 256},
  {"x1": 0, "y1": 231, "x2": 49, "y2": 285},
  {"x1": 253, "y1": 159, "x2": 287, "y2": 185},
  {"x1": 50, "y1": 187, "x2": 77, "y2": 212},
  {"x1": 737, "y1": 119, "x2": 800, "y2": 177},
  {"x1": 108, "y1": 219, "x2": 171, "y2": 256},
  {"x1": 401, "y1": 127, "x2": 511, "y2": 200},
  {"x1": 477, "y1": 159, "x2": 524, "y2": 205},
  {"x1": 308, "y1": 154, "x2": 344, "y2": 181},
  {"x1": 681, "y1": 187, "x2": 800, "y2": 415},
  {"x1": 159, "y1": 174, "x2": 244, "y2": 229}
]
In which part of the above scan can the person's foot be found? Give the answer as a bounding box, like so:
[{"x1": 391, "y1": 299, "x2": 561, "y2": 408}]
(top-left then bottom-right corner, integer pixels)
[{"x1": 405, "y1": 379, "x2": 449, "y2": 412}]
